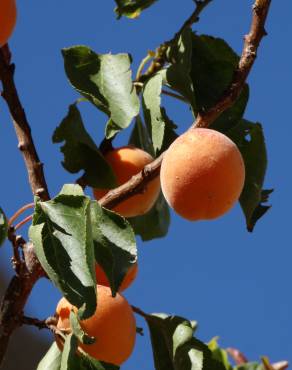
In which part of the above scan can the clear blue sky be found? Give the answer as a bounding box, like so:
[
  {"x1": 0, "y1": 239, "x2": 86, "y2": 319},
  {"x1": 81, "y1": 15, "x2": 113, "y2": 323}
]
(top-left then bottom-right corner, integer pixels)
[{"x1": 0, "y1": 1, "x2": 291, "y2": 369}]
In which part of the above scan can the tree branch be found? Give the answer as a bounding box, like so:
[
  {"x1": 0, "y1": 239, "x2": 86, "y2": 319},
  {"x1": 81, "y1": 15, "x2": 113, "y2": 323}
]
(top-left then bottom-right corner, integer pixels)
[
  {"x1": 194, "y1": 0, "x2": 271, "y2": 128},
  {"x1": 99, "y1": 0, "x2": 271, "y2": 213},
  {"x1": 0, "y1": 44, "x2": 49, "y2": 366}
]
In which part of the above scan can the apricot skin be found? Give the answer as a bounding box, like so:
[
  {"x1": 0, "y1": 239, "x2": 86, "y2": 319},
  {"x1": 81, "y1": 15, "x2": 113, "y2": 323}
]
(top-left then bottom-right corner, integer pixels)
[
  {"x1": 0, "y1": 0, "x2": 17, "y2": 46},
  {"x1": 93, "y1": 146, "x2": 160, "y2": 218},
  {"x1": 56, "y1": 285, "x2": 136, "y2": 365},
  {"x1": 160, "y1": 128, "x2": 245, "y2": 221},
  {"x1": 95, "y1": 263, "x2": 138, "y2": 291}
]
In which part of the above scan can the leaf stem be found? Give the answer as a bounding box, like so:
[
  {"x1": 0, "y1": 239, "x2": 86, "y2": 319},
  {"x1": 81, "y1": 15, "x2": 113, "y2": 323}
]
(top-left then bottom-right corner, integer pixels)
[{"x1": 14, "y1": 215, "x2": 33, "y2": 232}]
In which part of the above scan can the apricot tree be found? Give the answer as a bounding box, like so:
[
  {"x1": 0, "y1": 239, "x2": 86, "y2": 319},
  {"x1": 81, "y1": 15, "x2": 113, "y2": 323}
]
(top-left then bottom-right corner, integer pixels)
[{"x1": 0, "y1": 0, "x2": 286, "y2": 369}]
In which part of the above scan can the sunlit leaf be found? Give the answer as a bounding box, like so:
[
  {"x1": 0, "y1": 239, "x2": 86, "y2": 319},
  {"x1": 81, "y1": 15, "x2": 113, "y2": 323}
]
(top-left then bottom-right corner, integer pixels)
[
  {"x1": 114, "y1": 0, "x2": 159, "y2": 19},
  {"x1": 62, "y1": 47, "x2": 139, "y2": 138},
  {"x1": 29, "y1": 184, "x2": 97, "y2": 320},
  {"x1": 37, "y1": 343, "x2": 62, "y2": 370}
]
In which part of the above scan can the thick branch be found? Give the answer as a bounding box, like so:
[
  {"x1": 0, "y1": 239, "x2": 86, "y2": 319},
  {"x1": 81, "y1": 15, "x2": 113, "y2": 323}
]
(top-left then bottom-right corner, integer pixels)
[
  {"x1": 194, "y1": 0, "x2": 271, "y2": 128},
  {"x1": 0, "y1": 45, "x2": 49, "y2": 367},
  {"x1": 0, "y1": 45, "x2": 49, "y2": 200}
]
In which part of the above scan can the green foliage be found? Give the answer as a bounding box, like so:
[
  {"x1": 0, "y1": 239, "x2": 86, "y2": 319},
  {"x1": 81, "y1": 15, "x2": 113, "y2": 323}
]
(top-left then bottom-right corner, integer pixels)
[
  {"x1": 208, "y1": 338, "x2": 232, "y2": 370},
  {"x1": 227, "y1": 120, "x2": 272, "y2": 231},
  {"x1": 114, "y1": 0, "x2": 159, "y2": 19},
  {"x1": 29, "y1": 184, "x2": 97, "y2": 319},
  {"x1": 37, "y1": 339, "x2": 120, "y2": 370},
  {"x1": 164, "y1": 28, "x2": 196, "y2": 111},
  {"x1": 129, "y1": 117, "x2": 171, "y2": 241},
  {"x1": 61, "y1": 334, "x2": 79, "y2": 370},
  {"x1": 70, "y1": 311, "x2": 95, "y2": 345},
  {"x1": 145, "y1": 313, "x2": 226, "y2": 370},
  {"x1": 37, "y1": 343, "x2": 62, "y2": 370},
  {"x1": 129, "y1": 193, "x2": 170, "y2": 241},
  {"x1": 90, "y1": 201, "x2": 137, "y2": 295},
  {"x1": 142, "y1": 73, "x2": 178, "y2": 154},
  {"x1": 53, "y1": 104, "x2": 116, "y2": 188},
  {"x1": 62, "y1": 47, "x2": 140, "y2": 139},
  {"x1": 0, "y1": 207, "x2": 8, "y2": 247},
  {"x1": 29, "y1": 184, "x2": 137, "y2": 315}
]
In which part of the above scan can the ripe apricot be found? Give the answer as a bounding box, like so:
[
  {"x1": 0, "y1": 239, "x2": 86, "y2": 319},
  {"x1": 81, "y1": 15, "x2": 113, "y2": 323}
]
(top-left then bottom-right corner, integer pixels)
[
  {"x1": 95, "y1": 263, "x2": 138, "y2": 291},
  {"x1": 56, "y1": 285, "x2": 136, "y2": 365},
  {"x1": 93, "y1": 146, "x2": 160, "y2": 218},
  {"x1": 160, "y1": 128, "x2": 245, "y2": 221},
  {"x1": 0, "y1": 0, "x2": 17, "y2": 46}
]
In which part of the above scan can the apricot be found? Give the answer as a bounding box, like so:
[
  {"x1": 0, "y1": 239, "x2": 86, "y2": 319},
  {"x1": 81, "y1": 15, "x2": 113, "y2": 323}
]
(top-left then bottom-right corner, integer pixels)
[
  {"x1": 0, "y1": 0, "x2": 17, "y2": 46},
  {"x1": 160, "y1": 128, "x2": 245, "y2": 221},
  {"x1": 93, "y1": 146, "x2": 160, "y2": 218},
  {"x1": 95, "y1": 263, "x2": 138, "y2": 291},
  {"x1": 56, "y1": 285, "x2": 136, "y2": 365}
]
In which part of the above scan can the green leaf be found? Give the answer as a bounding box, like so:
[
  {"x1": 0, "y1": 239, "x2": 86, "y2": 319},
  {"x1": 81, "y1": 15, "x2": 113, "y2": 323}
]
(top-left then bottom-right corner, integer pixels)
[
  {"x1": 70, "y1": 311, "x2": 96, "y2": 345},
  {"x1": 190, "y1": 34, "x2": 248, "y2": 125},
  {"x1": 0, "y1": 207, "x2": 8, "y2": 247},
  {"x1": 114, "y1": 0, "x2": 159, "y2": 18},
  {"x1": 29, "y1": 184, "x2": 97, "y2": 320},
  {"x1": 129, "y1": 117, "x2": 171, "y2": 241},
  {"x1": 62, "y1": 47, "x2": 140, "y2": 138},
  {"x1": 129, "y1": 192, "x2": 170, "y2": 241},
  {"x1": 208, "y1": 338, "x2": 232, "y2": 370},
  {"x1": 145, "y1": 313, "x2": 226, "y2": 370},
  {"x1": 227, "y1": 120, "x2": 272, "y2": 231},
  {"x1": 142, "y1": 73, "x2": 167, "y2": 153},
  {"x1": 53, "y1": 104, "x2": 116, "y2": 188},
  {"x1": 78, "y1": 352, "x2": 120, "y2": 370},
  {"x1": 235, "y1": 364, "x2": 264, "y2": 370},
  {"x1": 37, "y1": 343, "x2": 62, "y2": 370},
  {"x1": 61, "y1": 334, "x2": 79, "y2": 370},
  {"x1": 90, "y1": 201, "x2": 137, "y2": 295},
  {"x1": 164, "y1": 28, "x2": 196, "y2": 111}
]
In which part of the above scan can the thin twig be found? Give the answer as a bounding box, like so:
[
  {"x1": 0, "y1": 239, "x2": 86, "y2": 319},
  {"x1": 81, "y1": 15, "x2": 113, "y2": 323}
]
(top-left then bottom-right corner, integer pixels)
[
  {"x1": 8, "y1": 203, "x2": 34, "y2": 226},
  {"x1": 137, "y1": 0, "x2": 214, "y2": 83},
  {"x1": 14, "y1": 215, "x2": 33, "y2": 232},
  {"x1": 22, "y1": 316, "x2": 57, "y2": 330},
  {"x1": 131, "y1": 305, "x2": 148, "y2": 319}
]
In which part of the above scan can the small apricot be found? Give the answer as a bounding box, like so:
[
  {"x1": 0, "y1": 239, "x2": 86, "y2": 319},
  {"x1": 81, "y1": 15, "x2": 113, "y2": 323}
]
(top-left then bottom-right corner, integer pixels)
[
  {"x1": 95, "y1": 263, "x2": 138, "y2": 291},
  {"x1": 160, "y1": 128, "x2": 245, "y2": 221},
  {"x1": 0, "y1": 0, "x2": 17, "y2": 46},
  {"x1": 56, "y1": 285, "x2": 136, "y2": 365},
  {"x1": 93, "y1": 146, "x2": 160, "y2": 218}
]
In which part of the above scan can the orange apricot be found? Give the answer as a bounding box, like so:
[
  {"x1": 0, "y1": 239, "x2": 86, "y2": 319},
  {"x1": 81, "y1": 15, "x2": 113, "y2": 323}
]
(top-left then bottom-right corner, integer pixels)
[
  {"x1": 95, "y1": 263, "x2": 138, "y2": 291},
  {"x1": 160, "y1": 128, "x2": 245, "y2": 221},
  {"x1": 56, "y1": 285, "x2": 136, "y2": 365},
  {"x1": 0, "y1": 0, "x2": 17, "y2": 46},
  {"x1": 93, "y1": 146, "x2": 160, "y2": 218}
]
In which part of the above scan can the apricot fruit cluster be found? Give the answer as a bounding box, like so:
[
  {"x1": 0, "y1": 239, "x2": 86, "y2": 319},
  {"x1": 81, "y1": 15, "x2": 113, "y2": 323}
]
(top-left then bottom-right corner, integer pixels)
[
  {"x1": 56, "y1": 285, "x2": 136, "y2": 365},
  {"x1": 93, "y1": 145, "x2": 160, "y2": 218},
  {"x1": 160, "y1": 128, "x2": 245, "y2": 221},
  {"x1": 0, "y1": 0, "x2": 17, "y2": 46}
]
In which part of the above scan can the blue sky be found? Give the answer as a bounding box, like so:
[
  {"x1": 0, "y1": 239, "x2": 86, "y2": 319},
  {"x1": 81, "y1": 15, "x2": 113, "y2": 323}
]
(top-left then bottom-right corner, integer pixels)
[{"x1": 0, "y1": 1, "x2": 291, "y2": 369}]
